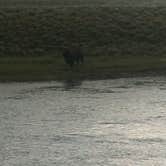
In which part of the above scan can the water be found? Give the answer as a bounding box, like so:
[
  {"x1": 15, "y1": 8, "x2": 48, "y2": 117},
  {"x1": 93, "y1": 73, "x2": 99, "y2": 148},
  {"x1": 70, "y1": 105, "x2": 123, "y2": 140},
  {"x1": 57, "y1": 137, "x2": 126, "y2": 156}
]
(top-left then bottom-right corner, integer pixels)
[{"x1": 0, "y1": 76, "x2": 166, "y2": 166}]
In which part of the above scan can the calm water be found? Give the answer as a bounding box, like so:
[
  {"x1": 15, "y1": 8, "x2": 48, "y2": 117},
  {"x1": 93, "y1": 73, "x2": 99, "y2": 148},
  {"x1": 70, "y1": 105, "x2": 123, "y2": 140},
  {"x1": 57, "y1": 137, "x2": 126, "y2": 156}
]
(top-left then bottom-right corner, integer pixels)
[{"x1": 0, "y1": 77, "x2": 166, "y2": 166}]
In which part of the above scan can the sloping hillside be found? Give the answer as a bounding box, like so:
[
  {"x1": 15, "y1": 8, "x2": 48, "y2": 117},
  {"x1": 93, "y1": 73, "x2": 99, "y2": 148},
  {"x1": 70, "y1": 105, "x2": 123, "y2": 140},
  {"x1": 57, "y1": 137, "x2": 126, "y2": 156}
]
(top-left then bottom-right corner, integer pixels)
[
  {"x1": 1, "y1": 7, "x2": 166, "y2": 57},
  {"x1": 1, "y1": 0, "x2": 166, "y2": 7}
]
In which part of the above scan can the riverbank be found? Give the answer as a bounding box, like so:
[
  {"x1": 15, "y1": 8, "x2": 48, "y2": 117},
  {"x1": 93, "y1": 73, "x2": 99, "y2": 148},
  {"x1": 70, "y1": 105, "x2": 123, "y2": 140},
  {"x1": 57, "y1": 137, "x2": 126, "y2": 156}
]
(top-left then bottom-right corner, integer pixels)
[
  {"x1": 0, "y1": 55, "x2": 166, "y2": 82},
  {"x1": 1, "y1": 7, "x2": 166, "y2": 82}
]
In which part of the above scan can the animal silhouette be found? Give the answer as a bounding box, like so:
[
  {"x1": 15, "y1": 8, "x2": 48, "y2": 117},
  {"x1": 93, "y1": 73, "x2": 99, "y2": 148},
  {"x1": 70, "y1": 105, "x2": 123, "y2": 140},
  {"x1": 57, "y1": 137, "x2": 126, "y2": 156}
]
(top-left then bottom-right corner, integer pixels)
[{"x1": 62, "y1": 47, "x2": 84, "y2": 68}]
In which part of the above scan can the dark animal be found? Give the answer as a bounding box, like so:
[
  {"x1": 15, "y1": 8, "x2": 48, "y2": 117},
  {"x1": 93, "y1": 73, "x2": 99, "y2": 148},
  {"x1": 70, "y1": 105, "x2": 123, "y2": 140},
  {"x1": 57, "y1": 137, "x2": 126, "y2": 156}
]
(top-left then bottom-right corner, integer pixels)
[
  {"x1": 62, "y1": 48, "x2": 84, "y2": 68},
  {"x1": 63, "y1": 49, "x2": 74, "y2": 68},
  {"x1": 74, "y1": 48, "x2": 84, "y2": 65}
]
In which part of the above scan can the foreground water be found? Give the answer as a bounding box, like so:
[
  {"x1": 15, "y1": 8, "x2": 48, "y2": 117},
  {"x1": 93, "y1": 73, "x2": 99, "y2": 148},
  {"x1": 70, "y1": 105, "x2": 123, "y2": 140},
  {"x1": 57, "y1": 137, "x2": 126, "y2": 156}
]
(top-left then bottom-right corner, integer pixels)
[{"x1": 0, "y1": 76, "x2": 166, "y2": 166}]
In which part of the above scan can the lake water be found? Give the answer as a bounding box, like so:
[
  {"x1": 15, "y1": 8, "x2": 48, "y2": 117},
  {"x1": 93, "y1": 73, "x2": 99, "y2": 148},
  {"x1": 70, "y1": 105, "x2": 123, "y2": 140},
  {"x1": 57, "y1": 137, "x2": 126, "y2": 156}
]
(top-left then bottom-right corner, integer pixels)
[{"x1": 1, "y1": 76, "x2": 166, "y2": 166}]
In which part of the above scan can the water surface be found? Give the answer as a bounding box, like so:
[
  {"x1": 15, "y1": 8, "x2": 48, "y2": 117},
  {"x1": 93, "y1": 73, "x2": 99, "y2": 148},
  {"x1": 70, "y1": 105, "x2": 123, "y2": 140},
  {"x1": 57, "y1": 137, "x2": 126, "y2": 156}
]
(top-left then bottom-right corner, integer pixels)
[{"x1": 1, "y1": 77, "x2": 166, "y2": 166}]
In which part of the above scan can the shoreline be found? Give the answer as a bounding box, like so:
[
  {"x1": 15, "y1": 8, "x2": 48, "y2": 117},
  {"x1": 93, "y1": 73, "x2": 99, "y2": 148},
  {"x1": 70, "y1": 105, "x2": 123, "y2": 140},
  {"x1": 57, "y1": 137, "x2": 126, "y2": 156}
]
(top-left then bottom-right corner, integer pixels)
[
  {"x1": 0, "y1": 55, "x2": 166, "y2": 82},
  {"x1": 0, "y1": 67, "x2": 166, "y2": 83}
]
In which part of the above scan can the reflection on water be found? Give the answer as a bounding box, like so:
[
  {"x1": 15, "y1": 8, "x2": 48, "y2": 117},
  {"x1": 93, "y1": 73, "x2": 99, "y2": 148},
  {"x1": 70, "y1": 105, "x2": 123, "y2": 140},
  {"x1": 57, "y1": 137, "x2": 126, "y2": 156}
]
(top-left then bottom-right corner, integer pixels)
[
  {"x1": 63, "y1": 79, "x2": 83, "y2": 90},
  {"x1": 0, "y1": 76, "x2": 166, "y2": 166}
]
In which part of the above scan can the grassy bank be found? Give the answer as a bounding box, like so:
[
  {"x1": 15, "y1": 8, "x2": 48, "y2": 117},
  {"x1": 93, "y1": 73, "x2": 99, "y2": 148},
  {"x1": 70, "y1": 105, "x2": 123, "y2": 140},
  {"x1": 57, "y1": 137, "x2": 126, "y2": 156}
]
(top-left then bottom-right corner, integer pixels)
[
  {"x1": 1, "y1": 7, "x2": 166, "y2": 81},
  {"x1": 0, "y1": 55, "x2": 166, "y2": 81}
]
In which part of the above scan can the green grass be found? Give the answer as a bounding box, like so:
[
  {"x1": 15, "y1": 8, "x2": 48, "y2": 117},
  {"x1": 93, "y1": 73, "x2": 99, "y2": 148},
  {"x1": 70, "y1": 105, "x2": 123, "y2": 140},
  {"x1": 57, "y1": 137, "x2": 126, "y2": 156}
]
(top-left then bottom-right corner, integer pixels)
[{"x1": 0, "y1": 55, "x2": 166, "y2": 81}]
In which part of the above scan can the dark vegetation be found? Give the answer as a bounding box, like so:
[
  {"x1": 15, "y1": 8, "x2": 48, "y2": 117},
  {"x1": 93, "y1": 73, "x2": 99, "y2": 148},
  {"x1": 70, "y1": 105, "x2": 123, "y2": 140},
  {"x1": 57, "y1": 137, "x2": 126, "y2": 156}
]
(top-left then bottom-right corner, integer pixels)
[
  {"x1": 1, "y1": 0, "x2": 166, "y2": 7},
  {"x1": 1, "y1": 7, "x2": 166, "y2": 57}
]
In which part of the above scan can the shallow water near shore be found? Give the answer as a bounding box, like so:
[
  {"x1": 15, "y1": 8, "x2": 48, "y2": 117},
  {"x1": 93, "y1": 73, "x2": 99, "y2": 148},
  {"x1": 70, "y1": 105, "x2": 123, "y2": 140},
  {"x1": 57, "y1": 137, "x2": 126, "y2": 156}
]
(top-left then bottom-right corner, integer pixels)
[{"x1": 0, "y1": 76, "x2": 166, "y2": 165}]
